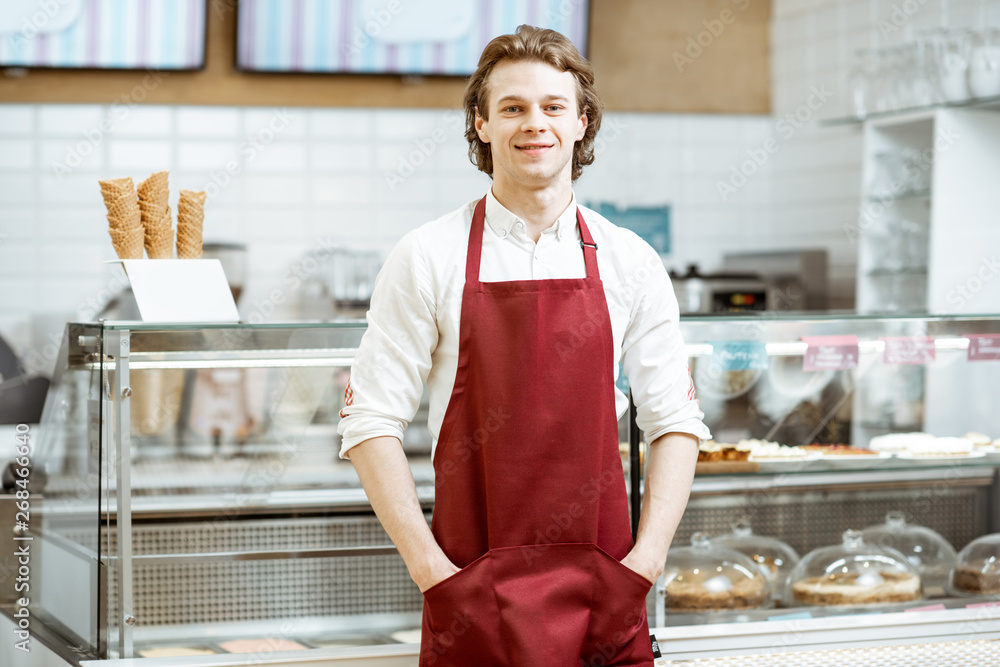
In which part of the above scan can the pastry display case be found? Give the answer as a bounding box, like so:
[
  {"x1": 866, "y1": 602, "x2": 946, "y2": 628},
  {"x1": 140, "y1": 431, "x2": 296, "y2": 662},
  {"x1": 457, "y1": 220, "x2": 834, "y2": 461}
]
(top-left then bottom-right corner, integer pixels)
[
  {"x1": 711, "y1": 520, "x2": 800, "y2": 599},
  {"x1": 3, "y1": 312, "x2": 1000, "y2": 666},
  {"x1": 862, "y1": 511, "x2": 957, "y2": 594},
  {"x1": 948, "y1": 533, "x2": 1000, "y2": 597},
  {"x1": 653, "y1": 533, "x2": 771, "y2": 622},
  {"x1": 783, "y1": 529, "x2": 922, "y2": 608}
]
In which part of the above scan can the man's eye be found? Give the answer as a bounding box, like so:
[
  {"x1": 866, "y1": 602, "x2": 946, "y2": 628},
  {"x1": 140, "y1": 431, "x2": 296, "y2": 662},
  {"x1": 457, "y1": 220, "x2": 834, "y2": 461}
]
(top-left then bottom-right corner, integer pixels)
[
  {"x1": 546, "y1": 105, "x2": 564, "y2": 112},
  {"x1": 503, "y1": 106, "x2": 519, "y2": 113}
]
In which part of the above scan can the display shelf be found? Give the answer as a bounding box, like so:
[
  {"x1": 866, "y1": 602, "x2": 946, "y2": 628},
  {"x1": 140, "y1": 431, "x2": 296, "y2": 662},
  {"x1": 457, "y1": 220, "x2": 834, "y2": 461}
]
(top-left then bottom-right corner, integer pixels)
[
  {"x1": 820, "y1": 92, "x2": 1000, "y2": 127},
  {"x1": 866, "y1": 188, "x2": 932, "y2": 202}
]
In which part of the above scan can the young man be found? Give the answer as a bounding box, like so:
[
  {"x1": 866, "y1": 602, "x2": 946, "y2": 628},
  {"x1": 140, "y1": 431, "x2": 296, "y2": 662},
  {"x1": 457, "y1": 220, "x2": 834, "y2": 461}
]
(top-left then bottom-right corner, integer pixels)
[{"x1": 338, "y1": 25, "x2": 709, "y2": 667}]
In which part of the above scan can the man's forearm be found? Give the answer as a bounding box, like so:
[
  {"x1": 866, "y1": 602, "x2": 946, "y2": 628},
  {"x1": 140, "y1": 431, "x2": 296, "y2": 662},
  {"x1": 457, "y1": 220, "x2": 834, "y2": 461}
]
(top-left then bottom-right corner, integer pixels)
[
  {"x1": 348, "y1": 436, "x2": 458, "y2": 591},
  {"x1": 623, "y1": 431, "x2": 699, "y2": 583}
]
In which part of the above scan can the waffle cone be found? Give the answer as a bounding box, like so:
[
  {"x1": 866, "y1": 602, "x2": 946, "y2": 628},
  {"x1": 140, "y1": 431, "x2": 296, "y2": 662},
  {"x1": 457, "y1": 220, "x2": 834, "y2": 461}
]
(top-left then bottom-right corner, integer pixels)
[
  {"x1": 176, "y1": 237, "x2": 202, "y2": 259},
  {"x1": 106, "y1": 192, "x2": 141, "y2": 231},
  {"x1": 146, "y1": 206, "x2": 174, "y2": 259},
  {"x1": 176, "y1": 242, "x2": 202, "y2": 259},
  {"x1": 137, "y1": 171, "x2": 169, "y2": 202},
  {"x1": 178, "y1": 189, "x2": 207, "y2": 207},
  {"x1": 175, "y1": 190, "x2": 206, "y2": 258},
  {"x1": 138, "y1": 173, "x2": 169, "y2": 234},
  {"x1": 175, "y1": 224, "x2": 203, "y2": 259},
  {"x1": 110, "y1": 225, "x2": 145, "y2": 260},
  {"x1": 100, "y1": 177, "x2": 134, "y2": 207}
]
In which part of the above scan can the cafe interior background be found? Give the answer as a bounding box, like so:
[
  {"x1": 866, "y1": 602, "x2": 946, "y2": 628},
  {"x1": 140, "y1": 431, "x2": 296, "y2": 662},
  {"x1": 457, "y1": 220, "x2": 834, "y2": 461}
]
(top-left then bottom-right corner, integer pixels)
[
  {"x1": 3, "y1": 1, "x2": 1000, "y2": 664},
  {"x1": 0, "y1": 0, "x2": 994, "y2": 393}
]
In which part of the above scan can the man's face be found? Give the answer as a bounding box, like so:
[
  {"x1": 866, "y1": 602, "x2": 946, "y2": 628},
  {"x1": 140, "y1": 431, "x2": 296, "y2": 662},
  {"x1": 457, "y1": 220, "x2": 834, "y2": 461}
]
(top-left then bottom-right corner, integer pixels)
[{"x1": 475, "y1": 60, "x2": 588, "y2": 191}]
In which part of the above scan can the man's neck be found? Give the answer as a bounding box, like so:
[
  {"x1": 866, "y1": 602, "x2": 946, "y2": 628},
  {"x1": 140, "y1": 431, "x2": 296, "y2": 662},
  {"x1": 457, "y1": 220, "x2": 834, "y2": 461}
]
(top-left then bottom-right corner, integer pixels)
[{"x1": 490, "y1": 180, "x2": 573, "y2": 243}]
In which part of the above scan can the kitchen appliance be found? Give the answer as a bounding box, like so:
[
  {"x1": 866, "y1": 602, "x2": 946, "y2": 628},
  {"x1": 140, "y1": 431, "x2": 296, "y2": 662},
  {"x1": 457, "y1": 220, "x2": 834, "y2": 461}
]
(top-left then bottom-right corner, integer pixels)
[
  {"x1": 669, "y1": 265, "x2": 770, "y2": 314},
  {"x1": 723, "y1": 249, "x2": 829, "y2": 311},
  {"x1": 670, "y1": 250, "x2": 827, "y2": 314}
]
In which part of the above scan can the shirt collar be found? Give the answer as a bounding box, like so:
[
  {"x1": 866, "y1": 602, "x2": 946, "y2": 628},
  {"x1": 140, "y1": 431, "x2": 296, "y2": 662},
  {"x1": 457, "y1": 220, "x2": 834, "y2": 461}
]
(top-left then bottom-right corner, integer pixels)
[{"x1": 484, "y1": 189, "x2": 578, "y2": 241}]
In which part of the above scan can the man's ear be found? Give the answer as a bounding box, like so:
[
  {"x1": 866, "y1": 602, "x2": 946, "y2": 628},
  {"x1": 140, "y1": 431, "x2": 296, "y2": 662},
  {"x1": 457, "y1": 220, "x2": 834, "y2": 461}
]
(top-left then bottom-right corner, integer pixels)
[{"x1": 475, "y1": 107, "x2": 490, "y2": 143}]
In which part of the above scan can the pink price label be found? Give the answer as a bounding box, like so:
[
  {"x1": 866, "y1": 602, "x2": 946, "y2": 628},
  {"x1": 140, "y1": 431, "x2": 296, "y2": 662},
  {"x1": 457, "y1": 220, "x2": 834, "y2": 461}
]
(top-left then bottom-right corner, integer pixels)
[
  {"x1": 882, "y1": 337, "x2": 936, "y2": 365},
  {"x1": 802, "y1": 335, "x2": 860, "y2": 372},
  {"x1": 965, "y1": 601, "x2": 1000, "y2": 609},
  {"x1": 968, "y1": 334, "x2": 1000, "y2": 362}
]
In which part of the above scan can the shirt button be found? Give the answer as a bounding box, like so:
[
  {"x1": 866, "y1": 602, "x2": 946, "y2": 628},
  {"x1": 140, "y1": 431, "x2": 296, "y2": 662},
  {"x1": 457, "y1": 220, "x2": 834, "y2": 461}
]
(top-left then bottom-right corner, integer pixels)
[
  {"x1": 515, "y1": 221, "x2": 524, "y2": 228},
  {"x1": 499, "y1": 229, "x2": 507, "y2": 238}
]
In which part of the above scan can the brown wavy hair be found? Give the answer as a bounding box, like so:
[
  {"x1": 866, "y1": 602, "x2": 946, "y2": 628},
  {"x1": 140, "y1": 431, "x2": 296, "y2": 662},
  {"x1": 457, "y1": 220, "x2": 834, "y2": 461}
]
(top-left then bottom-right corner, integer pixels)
[{"x1": 463, "y1": 25, "x2": 603, "y2": 182}]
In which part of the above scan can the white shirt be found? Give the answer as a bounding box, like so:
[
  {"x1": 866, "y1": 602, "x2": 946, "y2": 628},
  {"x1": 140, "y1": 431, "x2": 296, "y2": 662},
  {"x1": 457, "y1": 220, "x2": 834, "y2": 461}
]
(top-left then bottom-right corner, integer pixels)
[{"x1": 338, "y1": 191, "x2": 711, "y2": 459}]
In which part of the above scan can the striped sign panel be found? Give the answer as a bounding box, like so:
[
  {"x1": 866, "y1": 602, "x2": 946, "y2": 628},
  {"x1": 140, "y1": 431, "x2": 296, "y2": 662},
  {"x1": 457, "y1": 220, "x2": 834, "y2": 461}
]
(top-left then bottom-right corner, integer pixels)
[
  {"x1": 236, "y1": 0, "x2": 590, "y2": 75},
  {"x1": 0, "y1": 0, "x2": 206, "y2": 70}
]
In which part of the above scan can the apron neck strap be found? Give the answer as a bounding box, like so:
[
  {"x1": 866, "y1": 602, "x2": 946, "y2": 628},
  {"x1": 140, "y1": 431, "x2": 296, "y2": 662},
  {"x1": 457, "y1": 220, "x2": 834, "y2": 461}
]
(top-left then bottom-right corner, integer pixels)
[
  {"x1": 467, "y1": 196, "x2": 601, "y2": 283},
  {"x1": 576, "y1": 207, "x2": 600, "y2": 279}
]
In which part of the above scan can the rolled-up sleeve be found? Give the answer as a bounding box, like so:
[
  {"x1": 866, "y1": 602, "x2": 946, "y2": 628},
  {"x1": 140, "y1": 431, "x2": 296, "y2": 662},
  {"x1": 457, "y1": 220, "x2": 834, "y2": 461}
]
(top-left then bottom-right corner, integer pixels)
[
  {"x1": 621, "y1": 243, "x2": 711, "y2": 445},
  {"x1": 337, "y1": 230, "x2": 438, "y2": 459}
]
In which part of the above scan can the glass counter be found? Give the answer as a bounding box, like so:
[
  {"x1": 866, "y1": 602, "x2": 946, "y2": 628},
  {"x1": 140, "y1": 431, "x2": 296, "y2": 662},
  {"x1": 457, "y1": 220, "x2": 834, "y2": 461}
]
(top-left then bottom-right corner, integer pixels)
[{"x1": 6, "y1": 313, "x2": 1000, "y2": 663}]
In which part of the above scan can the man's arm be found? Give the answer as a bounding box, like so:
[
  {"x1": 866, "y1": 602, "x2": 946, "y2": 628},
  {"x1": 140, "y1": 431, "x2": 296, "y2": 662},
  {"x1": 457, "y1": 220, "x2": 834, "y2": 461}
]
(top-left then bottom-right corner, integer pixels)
[
  {"x1": 620, "y1": 431, "x2": 699, "y2": 583},
  {"x1": 349, "y1": 435, "x2": 458, "y2": 592}
]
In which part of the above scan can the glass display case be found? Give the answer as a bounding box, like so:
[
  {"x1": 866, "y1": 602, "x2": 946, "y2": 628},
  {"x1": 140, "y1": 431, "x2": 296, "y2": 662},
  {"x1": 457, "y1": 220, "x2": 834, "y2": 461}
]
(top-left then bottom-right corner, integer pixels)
[
  {"x1": 653, "y1": 533, "x2": 771, "y2": 622},
  {"x1": 5, "y1": 312, "x2": 1000, "y2": 665},
  {"x1": 783, "y1": 529, "x2": 922, "y2": 608},
  {"x1": 711, "y1": 519, "x2": 800, "y2": 599},
  {"x1": 862, "y1": 511, "x2": 957, "y2": 594},
  {"x1": 948, "y1": 533, "x2": 1000, "y2": 597}
]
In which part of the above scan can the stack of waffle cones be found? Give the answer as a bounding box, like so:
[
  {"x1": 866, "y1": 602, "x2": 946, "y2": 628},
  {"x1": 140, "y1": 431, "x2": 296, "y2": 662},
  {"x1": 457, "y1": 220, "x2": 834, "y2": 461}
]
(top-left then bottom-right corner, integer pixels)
[
  {"x1": 177, "y1": 190, "x2": 206, "y2": 259},
  {"x1": 99, "y1": 177, "x2": 144, "y2": 259},
  {"x1": 138, "y1": 171, "x2": 173, "y2": 259}
]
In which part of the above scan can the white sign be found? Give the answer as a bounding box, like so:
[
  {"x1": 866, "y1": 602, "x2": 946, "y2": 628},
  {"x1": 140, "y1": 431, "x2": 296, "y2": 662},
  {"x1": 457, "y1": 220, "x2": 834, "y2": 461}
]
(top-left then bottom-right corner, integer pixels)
[{"x1": 112, "y1": 259, "x2": 240, "y2": 323}]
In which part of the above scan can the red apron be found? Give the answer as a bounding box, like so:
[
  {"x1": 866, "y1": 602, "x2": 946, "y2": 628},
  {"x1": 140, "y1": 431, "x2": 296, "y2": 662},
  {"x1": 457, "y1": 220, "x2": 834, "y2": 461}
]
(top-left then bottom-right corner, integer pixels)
[{"x1": 420, "y1": 197, "x2": 654, "y2": 667}]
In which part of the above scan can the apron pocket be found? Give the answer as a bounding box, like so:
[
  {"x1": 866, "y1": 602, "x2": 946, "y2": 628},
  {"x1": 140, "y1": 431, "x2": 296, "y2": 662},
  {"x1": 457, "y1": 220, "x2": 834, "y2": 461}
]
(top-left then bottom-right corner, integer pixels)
[
  {"x1": 420, "y1": 551, "x2": 504, "y2": 666},
  {"x1": 585, "y1": 545, "x2": 655, "y2": 666},
  {"x1": 593, "y1": 544, "x2": 656, "y2": 595}
]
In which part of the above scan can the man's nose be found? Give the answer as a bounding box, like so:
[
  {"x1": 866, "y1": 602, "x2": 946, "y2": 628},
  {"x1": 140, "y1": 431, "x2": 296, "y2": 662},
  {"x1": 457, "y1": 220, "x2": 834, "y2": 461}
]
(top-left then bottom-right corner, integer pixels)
[{"x1": 520, "y1": 106, "x2": 547, "y2": 132}]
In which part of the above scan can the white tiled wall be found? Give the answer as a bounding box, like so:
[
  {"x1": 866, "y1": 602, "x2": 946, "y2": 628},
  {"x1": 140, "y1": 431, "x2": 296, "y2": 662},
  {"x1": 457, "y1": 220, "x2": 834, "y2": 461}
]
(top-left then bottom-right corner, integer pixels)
[
  {"x1": 768, "y1": 0, "x2": 1000, "y2": 312},
  {"x1": 0, "y1": 102, "x2": 773, "y2": 370},
  {"x1": 9, "y1": 0, "x2": 997, "y2": 373}
]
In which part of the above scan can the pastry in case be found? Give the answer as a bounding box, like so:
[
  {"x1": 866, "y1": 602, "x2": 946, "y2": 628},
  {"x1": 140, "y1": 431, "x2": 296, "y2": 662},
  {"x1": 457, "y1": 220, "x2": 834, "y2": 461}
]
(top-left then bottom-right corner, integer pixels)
[
  {"x1": 786, "y1": 530, "x2": 922, "y2": 607},
  {"x1": 713, "y1": 519, "x2": 800, "y2": 598},
  {"x1": 698, "y1": 440, "x2": 751, "y2": 462},
  {"x1": 861, "y1": 511, "x2": 957, "y2": 593},
  {"x1": 802, "y1": 443, "x2": 878, "y2": 456},
  {"x1": 948, "y1": 533, "x2": 1000, "y2": 596},
  {"x1": 655, "y1": 533, "x2": 770, "y2": 615}
]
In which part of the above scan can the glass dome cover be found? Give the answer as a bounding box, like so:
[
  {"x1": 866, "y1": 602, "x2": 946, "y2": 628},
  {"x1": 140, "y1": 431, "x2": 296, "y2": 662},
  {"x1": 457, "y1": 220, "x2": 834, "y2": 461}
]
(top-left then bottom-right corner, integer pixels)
[
  {"x1": 655, "y1": 532, "x2": 770, "y2": 619},
  {"x1": 713, "y1": 519, "x2": 801, "y2": 596},
  {"x1": 785, "y1": 529, "x2": 922, "y2": 607},
  {"x1": 948, "y1": 532, "x2": 1000, "y2": 597},
  {"x1": 861, "y1": 511, "x2": 957, "y2": 589}
]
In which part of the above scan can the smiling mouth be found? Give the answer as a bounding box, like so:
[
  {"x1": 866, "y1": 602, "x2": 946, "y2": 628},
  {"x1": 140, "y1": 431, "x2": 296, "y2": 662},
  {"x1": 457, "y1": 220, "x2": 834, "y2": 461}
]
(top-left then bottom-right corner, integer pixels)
[{"x1": 516, "y1": 144, "x2": 553, "y2": 153}]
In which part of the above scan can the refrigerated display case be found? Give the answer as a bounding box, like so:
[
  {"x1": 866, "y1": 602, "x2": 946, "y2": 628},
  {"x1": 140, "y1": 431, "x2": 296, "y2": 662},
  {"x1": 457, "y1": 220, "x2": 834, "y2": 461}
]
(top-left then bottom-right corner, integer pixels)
[{"x1": 3, "y1": 313, "x2": 1000, "y2": 665}]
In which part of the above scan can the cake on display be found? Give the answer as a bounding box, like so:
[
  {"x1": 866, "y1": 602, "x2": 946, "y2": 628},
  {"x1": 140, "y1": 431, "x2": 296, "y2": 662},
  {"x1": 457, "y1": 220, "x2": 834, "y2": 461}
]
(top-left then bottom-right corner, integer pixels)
[
  {"x1": 867, "y1": 432, "x2": 936, "y2": 454},
  {"x1": 786, "y1": 530, "x2": 922, "y2": 607},
  {"x1": 861, "y1": 512, "x2": 957, "y2": 593},
  {"x1": 713, "y1": 519, "x2": 800, "y2": 599},
  {"x1": 949, "y1": 533, "x2": 1000, "y2": 596},
  {"x1": 697, "y1": 440, "x2": 751, "y2": 462},
  {"x1": 655, "y1": 533, "x2": 769, "y2": 622}
]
